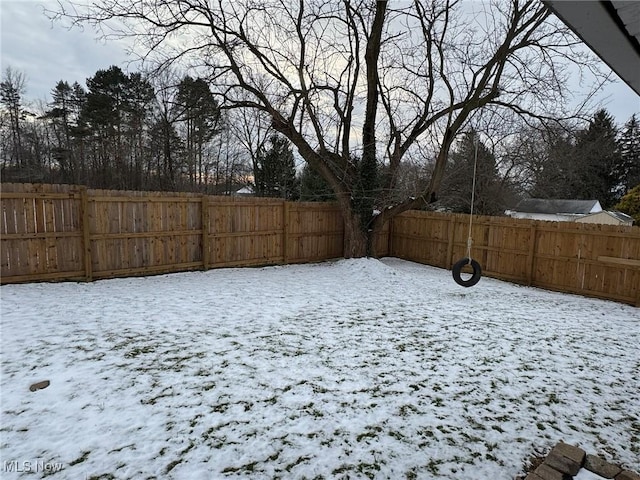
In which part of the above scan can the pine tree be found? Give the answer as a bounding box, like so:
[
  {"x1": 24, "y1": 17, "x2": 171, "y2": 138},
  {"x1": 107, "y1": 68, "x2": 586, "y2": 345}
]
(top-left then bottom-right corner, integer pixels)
[
  {"x1": 439, "y1": 130, "x2": 507, "y2": 215},
  {"x1": 299, "y1": 164, "x2": 335, "y2": 201},
  {"x1": 573, "y1": 109, "x2": 621, "y2": 207},
  {"x1": 81, "y1": 66, "x2": 130, "y2": 187},
  {"x1": 81, "y1": 66, "x2": 154, "y2": 188},
  {"x1": 254, "y1": 134, "x2": 299, "y2": 199},
  {"x1": 175, "y1": 76, "x2": 220, "y2": 188},
  {"x1": 617, "y1": 114, "x2": 640, "y2": 196},
  {"x1": 124, "y1": 72, "x2": 155, "y2": 188},
  {"x1": 528, "y1": 125, "x2": 578, "y2": 199},
  {"x1": 149, "y1": 116, "x2": 184, "y2": 190},
  {"x1": 44, "y1": 81, "x2": 88, "y2": 183}
]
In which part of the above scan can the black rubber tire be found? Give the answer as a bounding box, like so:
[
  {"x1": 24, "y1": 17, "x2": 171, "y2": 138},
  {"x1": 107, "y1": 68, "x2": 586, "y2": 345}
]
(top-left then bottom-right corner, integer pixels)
[{"x1": 452, "y1": 258, "x2": 482, "y2": 287}]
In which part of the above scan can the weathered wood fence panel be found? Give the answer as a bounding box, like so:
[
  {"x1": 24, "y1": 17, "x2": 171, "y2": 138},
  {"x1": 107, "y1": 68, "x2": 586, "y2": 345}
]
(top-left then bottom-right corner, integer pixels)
[
  {"x1": 3, "y1": 184, "x2": 639, "y2": 305},
  {"x1": 391, "y1": 210, "x2": 640, "y2": 306},
  {"x1": 286, "y1": 202, "x2": 344, "y2": 263},
  {"x1": 207, "y1": 196, "x2": 285, "y2": 268},
  {"x1": 86, "y1": 188, "x2": 204, "y2": 279},
  {"x1": 531, "y1": 222, "x2": 640, "y2": 304},
  {"x1": 1, "y1": 184, "x2": 345, "y2": 283},
  {"x1": 1, "y1": 184, "x2": 85, "y2": 282}
]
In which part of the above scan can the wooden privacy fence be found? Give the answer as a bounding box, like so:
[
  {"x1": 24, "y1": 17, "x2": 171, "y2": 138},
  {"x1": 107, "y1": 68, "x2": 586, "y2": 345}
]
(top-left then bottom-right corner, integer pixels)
[
  {"x1": 2, "y1": 183, "x2": 639, "y2": 306},
  {"x1": 0, "y1": 183, "x2": 346, "y2": 283},
  {"x1": 391, "y1": 210, "x2": 640, "y2": 306}
]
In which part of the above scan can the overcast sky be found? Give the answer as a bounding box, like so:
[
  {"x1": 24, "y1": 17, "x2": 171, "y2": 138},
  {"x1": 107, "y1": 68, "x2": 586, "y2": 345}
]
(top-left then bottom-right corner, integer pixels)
[{"x1": 2, "y1": 0, "x2": 639, "y2": 125}]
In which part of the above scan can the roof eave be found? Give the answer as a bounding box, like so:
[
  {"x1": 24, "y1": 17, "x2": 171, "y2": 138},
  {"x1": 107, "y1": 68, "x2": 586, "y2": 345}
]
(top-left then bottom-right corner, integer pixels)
[{"x1": 543, "y1": 0, "x2": 640, "y2": 96}]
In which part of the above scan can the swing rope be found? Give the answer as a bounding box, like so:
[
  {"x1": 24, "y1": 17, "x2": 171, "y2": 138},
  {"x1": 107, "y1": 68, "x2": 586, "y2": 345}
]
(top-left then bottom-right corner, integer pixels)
[
  {"x1": 466, "y1": 135, "x2": 479, "y2": 264},
  {"x1": 451, "y1": 128, "x2": 483, "y2": 288}
]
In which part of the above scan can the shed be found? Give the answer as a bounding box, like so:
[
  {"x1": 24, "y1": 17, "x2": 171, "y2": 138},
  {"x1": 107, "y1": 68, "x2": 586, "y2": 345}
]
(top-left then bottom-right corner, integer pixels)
[{"x1": 576, "y1": 210, "x2": 634, "y2": 226}]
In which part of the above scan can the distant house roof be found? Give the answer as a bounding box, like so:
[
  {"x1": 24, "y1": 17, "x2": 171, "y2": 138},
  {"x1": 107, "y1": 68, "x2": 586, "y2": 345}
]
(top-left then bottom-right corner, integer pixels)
[
  {"x1": 234, "y1": 186, "x2": 254, "y2": 196},
  {"x1": 607, "y1": 211, "x2": 635, "y2": 224},
  {"x1": 512, "y1": 199, "x2": 602, "y2": 215},
  {"x1": 575, "y1": 210, "x2": 634, "y2": 226}
]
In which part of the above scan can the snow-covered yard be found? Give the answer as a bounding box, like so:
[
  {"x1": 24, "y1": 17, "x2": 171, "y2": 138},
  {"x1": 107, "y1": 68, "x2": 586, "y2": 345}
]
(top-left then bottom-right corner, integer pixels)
[{"x1": 1, "y1": 257, "x2": 638, "y2": 479}]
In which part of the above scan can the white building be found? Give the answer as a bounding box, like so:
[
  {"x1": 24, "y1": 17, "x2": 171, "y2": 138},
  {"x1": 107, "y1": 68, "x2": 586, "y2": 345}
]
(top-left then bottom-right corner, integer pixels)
[
  {"x1": 506, "y1": 199, "x2": 602, "y2": 222},
  {"x1": 576, "y1": 211, "x2": 634, "y2": 226},
  {"x1": 506, "y1": 199, "x2": 634, "y2": 226}
]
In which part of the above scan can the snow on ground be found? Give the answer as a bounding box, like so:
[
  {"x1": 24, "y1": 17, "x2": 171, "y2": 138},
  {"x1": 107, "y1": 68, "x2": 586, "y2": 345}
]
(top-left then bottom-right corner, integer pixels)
[{"x1": 0, "y1": 257, "x2": 638, "y2": 479}]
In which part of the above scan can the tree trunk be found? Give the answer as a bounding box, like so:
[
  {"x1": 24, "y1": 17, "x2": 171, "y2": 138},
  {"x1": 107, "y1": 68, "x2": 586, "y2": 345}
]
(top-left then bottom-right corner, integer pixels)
[
  {"x1": 334, "y1": 191, "x2": 368, "y2": 258},
  {"x1": 343, "y1": 210, "x2": 369, "y2": 258}
]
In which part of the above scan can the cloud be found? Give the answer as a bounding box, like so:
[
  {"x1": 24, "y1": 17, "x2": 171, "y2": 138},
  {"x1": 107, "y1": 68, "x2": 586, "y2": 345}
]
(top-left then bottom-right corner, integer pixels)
[
  {"x1": 1, "y1": 0, "x2": 134, "y2": 102},
  {"x1": 1, "y1": 0, "x2": 637, "y2": 123}
]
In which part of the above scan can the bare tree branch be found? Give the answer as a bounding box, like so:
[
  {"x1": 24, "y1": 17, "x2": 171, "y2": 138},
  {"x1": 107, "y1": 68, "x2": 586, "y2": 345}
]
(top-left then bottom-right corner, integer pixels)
[{"x1": 53, "y1": 0, "x2": 609, "y2": 255}]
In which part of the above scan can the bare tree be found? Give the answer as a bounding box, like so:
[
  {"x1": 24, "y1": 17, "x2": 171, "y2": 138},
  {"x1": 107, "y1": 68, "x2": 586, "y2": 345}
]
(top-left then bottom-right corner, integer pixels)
[
  {"x1": 53, "y1": 0, "x2": 606, "y2": 256},
  {"x1": 207, "y1": 117, "x2": 253, "y2": 195},
  {"x1": 227, "y1": 103, "x2": 273, "y2": 190},
  {"x1": 0, "y1": 67, "x2": 27, "y2": 169},
  {"x1": 148, "y1": 68, "x2": 184, "y2": 190}
]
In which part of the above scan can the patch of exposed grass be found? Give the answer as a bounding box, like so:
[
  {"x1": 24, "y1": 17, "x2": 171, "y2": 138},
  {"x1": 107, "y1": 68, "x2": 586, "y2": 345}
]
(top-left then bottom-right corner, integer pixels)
[
  {"x1": 222, "y1": 461, "x2": 259, "y2": 474},
  {"x1": 356, "y1": 425, "x2": 383, "y2": 442},
  {"x1": 124, "y1": 345, "x2": 155, "y2": 358},
  {"x1": 69, "y1": 451, "x2": 91, "y2": 466},
  {"x1": 285, "y1": 455, "x2": 311, "y2": 472}
]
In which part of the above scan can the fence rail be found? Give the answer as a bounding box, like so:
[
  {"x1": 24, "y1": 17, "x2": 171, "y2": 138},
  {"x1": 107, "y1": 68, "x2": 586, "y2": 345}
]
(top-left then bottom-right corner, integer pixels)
[{"x1": 2, "y1": 184, "x2": 639, "y2": 306}]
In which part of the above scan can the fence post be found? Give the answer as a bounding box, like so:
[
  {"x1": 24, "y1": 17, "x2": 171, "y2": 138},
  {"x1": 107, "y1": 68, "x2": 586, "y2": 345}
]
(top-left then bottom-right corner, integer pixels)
[
  {"x1": 201, "y1": 195, "x2": 210, "y2": 270},
  {"x1": 283, "y1": 201, "x2": 289, "y2": 264},
  {"x1": 387, "y1": 215, "x2": 394, "y2": 257},
  {"x1": 446, "y1": 215, "x2": 455, "y2": 268},
  {"x1": 526, "y1": 223, "x2": 537, "y2": 286},
  {"x1": 484, "y1": 220, "x2": 491, "y2": 270},
  {"x1": 79, "y1": 186, "x2": 92, "y2": 281}
]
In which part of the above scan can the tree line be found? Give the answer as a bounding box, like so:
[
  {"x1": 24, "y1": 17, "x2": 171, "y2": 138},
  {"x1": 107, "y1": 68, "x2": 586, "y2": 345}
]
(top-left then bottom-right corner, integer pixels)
[
  {"x1": 437, "y1": 110, "x2": 640, "y2": 216},
  {"x1": 0, "y1": 65, "x2": 299, "y2": 199},
  {"x1": 1, "y1": 64, "x2": 638, "y2": 220}
]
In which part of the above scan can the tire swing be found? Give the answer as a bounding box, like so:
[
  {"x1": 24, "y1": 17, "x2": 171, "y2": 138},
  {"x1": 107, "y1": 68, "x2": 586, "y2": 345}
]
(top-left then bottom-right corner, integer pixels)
[
  {"x1": 452, "y1": 133, "x2": 482, "y2": 288},
  {"x1": 452, "y1": 257, "x2": 482, "y2": 287}
]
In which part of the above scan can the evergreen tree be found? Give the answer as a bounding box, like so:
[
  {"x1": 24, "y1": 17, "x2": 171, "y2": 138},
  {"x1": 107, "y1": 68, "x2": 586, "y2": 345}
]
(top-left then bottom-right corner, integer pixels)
[
  {"x1": 81, "y1": 66, "x2": 154, "y2": 188},
  {"x1": 572, "y1": 109, "x2": 621, "y2": 207},
  {"x1": 299, "y1": 164, "x2": 335, "y2": 201},
  {"x1": 149, "y1": 116, "x2": 184, "y2": 190},
  {"x1": 617, "y1": 114, "x2": 640, "y2": 195},
  {"x1": 527, "y1": 111, "x2": 627, "y2": 207},
  {"x1": 81, "y1": 66, "x2": 131, "y2": 187},
  {"x1": 44, "y1": 81, "x2": 87, "y2": 183},
  {"x1": 440, "y1": 130, "x2": 507, "y2": 215},
  {"x1": 175, "y1": 76, "x2": 220, "y2": 188},
  {"x1": 254, "y1": 134, "x2": 299, "y2": 199},
  {"x1": 124, "y1": 72, "x2": 155, "y2": 188},
  {"x1": 528, "y1": 125, "x2": 578, "y2": 199},
  {"x1": 614, "y1": 183, "x2": 640, "y2": 224}
]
